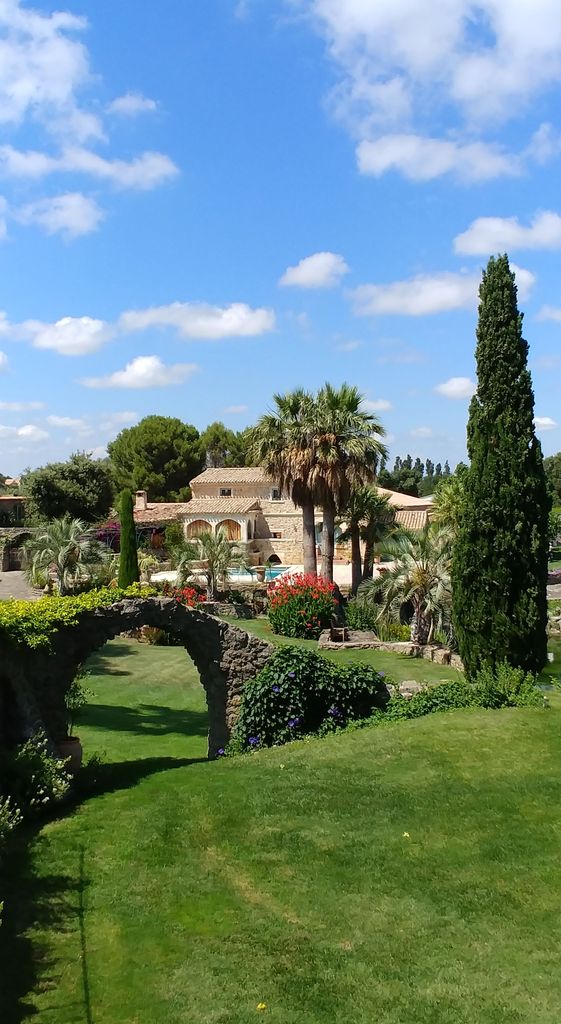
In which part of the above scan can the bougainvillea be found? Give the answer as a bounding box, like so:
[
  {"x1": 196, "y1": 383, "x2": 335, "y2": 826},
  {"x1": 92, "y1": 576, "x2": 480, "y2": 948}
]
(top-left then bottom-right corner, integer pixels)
[{"x1": 267, "y1": 573, "x2": 335, "y2": 639}]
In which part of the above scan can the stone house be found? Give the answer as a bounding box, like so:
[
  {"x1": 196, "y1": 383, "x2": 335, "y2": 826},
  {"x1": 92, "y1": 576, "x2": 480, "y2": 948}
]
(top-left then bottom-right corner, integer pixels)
[{"x1": 133, "y1": 468, "x2": 432, "y2": 566}]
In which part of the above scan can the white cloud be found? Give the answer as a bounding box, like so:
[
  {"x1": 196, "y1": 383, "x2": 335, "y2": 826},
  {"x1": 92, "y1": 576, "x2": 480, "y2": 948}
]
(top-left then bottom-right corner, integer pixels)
[
  {"x1": 352, "y1": 272, "x2": 477, "y2": 316},
  {"x1": 352, "y1": 265, "x2": 535, "y2": 317},
  {"x1": 411, "y1": 426, "x2": 434, "y2": 438},
  {"x1": 435, "y1": 377, "x2": 476, "y2": 400},
  {"x1": 0, "y1": 145, "x2": 179, "y2": 191},
  {"x1": 224, "y1": 404, "x2": 248, "y2": 414},
  {"x1": 16, "y1": 424, "x2": 49, "y2": 442},
  {"x1": 98, "y1": 410, "x2": 138, "y2": 430},
  {"x1": 357, "y1": 135, "x2": 519, "y2": 183},
  {"x1": 107, "y1": 92, "x2": 157, "y2": 116},
  {"x1": 119, "y1": 301, "x2": 275, "y2": 339},
  {"x1": 0, "y1": 350, "x2": 7, "y2": 371},
  {"x1": 535, "y1": 416, "x2": 557, "y2": 431},
  {"x1": 279, "y1": 251, "x2": 350, "y2": 289},
  {"x1": 455, "y1": 211, "x2": 561, "y2": 255},
  {"x1": 25, "y1": 316, "x2": 114, "y2": 356},
  {"x1": 537, "y1": 305, "x2": 561, "y2": 322},
  {"x1": 299, "y1": 2, "x2": 561, "y2": 125},
  {"x1": 47, "y1": 415, "x2": 87, "y2": 429},
  {"x1": 362, "y1": 398, "x2": 392, "y2": 412},
  {"x1": 0, "y1": 1, "x2": 101, "y2": 141},
  {"x1": 296, "y1": 2, "x2": 561, "y2": 181},
  {"x1": 0, "y1": 400, "x2": 44, "y2": 411},
  {"x1": 16, "y1": 192, "x2": 104, "y2": 238},
  {"x1": 81, "y1": 355, "x2": 199, "y2": 390},
  {"x1": 336, "y1": 339, "x2": 363, "y2": 352}
]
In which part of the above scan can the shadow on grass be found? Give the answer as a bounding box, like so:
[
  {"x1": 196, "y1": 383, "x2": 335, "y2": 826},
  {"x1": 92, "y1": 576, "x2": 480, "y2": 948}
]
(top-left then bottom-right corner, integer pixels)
[
  {"x1": 85, "y1": 642, "x2": 139, "y2": 677},
  {"x1": 81, "y1": 703, "x2": 209, "y2": 738},
  {"x1": 0, "y1": 754, "x2": 207, "y2": 1023}
]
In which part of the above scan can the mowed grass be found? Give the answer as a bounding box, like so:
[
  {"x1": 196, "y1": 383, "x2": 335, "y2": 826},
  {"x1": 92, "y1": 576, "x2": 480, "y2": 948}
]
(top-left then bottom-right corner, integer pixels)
[
  {"x1": 2, "y1": 639, "x2": 561, "y2": 1023},
  {"x1": 228, "y1": 616, "x2": 461, "y2": 683}
]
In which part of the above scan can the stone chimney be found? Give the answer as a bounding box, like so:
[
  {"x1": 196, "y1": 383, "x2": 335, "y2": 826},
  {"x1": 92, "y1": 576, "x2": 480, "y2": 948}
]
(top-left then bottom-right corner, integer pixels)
[{"x1": 135, "y1": 490, "x2": 148, "y2": 511}]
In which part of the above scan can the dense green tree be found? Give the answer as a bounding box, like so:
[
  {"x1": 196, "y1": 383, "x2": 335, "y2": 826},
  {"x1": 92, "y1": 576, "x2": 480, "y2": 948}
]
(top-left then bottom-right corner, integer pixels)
[
  {"x1": 118, "y1": 490, "x2": 139, "y2": 588},
  {"x1": 198, "y1": 421, "x2": 249, "y2": 468},
  {"x1": 21, "y1": 453, "x2": 113, "y2": 523},
  {"x1": 452, "y1": 255, "x2": 550, "y2": 678},
  {"x1": 544, "y1": 452, "x2": 561, "y2": 504},
  {"x1": 431, "y1": 464, "x2": 469, "y2": 534},
  {"x1": 107, "y1": 416, "x2": 203, "y2": 500}
]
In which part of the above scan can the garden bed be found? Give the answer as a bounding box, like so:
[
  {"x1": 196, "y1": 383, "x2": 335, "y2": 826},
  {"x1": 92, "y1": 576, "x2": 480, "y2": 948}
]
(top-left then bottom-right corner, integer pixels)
[{"x1": 318, "y1": 629, "x2": 464, "y2": 669}]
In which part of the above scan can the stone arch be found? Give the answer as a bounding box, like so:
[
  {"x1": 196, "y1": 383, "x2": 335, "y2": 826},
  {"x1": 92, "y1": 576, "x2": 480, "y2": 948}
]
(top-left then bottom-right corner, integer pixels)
[
  {"x1": 217, "y1": 519, "x2": 241, "y2": 541},
  {"x1": 1, "y1": 531, "x2": 32, "y2": 571},
  {"x1": 1, "y1": 597, "x2": 273, "y2": 759},
  {"x1": 186, "y1": 519, "x2": 212, "y2": 538}
]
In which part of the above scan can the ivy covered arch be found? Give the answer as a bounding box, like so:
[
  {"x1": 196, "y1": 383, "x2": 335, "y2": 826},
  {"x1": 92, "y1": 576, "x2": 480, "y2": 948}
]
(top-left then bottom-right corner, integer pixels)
[{"x1": 0, "y1": 597, "x2": 273, "y2": 758}]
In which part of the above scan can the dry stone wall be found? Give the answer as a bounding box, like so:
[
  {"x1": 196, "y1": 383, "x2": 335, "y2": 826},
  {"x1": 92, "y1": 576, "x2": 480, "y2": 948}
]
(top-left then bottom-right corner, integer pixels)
[{"x1": 0, "y1": 597, "x2": 273, "y2": 758}]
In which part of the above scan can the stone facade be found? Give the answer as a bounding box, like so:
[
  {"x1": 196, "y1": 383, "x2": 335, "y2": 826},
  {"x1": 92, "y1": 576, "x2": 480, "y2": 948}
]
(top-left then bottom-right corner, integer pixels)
[{"x1": 0, "y1": 598, "x2": 273, "y2": 759}]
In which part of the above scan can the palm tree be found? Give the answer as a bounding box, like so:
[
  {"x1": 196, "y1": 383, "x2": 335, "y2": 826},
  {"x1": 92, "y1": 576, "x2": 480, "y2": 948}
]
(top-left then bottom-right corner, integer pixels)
[
  {"x1": 176, "y1": 527, "x2": 247, "y2": 599},
  {"x1": 311, "y1": 384, "x2": 387, "y2": 582},
  {"x1": 25, "y1": 515, "x2": 108, "y2": 595},
  {"x1": 358, "y1": 523, "x2": 453, "y2": 644},
  {"x1": 338, "y1": 487, "x2": 398, "y2": 594},
  {"x1": 248, "y1": 389, "x2": 319, "y2": 575},
  {"x1": 431, "y1": 467, "x2": 467, "y2": 534}
]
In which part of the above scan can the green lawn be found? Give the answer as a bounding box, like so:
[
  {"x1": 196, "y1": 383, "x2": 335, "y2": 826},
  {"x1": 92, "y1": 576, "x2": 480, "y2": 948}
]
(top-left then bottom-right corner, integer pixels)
[
  {"x1": 228, "y1": 616, "x2": 462, "y2": 683},
  {"x1": 2, "y1": 638, "x2": 561, "y2": 1023}
]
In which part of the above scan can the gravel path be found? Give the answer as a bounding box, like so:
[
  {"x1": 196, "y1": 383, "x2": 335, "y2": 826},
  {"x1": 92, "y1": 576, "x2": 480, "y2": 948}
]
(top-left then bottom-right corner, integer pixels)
[{"x1": 0, "y1": 570, "x2": 41, "y2": 601}]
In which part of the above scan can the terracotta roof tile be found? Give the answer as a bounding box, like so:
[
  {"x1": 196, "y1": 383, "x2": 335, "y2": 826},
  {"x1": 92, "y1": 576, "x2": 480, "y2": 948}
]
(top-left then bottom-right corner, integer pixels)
[
  {"x1": 133, "y1": 502, "x2": 192, "y2": 525},
  {"x1": 182, "y1": 497, "x2": 260, "y2": 515},
  {"x1": 395, "y1": 509, "x2": 429, "y2": 530},
  {"x1": 189, "y1": 467, "x2": 271, "y2": 485}
]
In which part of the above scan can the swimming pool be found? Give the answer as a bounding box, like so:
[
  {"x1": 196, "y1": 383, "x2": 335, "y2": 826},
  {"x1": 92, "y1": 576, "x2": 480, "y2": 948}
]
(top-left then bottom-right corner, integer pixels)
[{"x1": 227, "y1": 565, "x2": 291, "y2": 582}]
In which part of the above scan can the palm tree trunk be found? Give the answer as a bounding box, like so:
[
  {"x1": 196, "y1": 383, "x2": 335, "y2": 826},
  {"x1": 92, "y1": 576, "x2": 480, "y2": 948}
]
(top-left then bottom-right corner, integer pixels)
[
  {"x1": 351, "y1": 524, "x2": 362, "y2": 595},
  {"x1": 411, "y1": 603, "x2": 430, "y2": 644},
  {"x1": 302, "y1": 500, "x2": 317, "y2": 576},
  {"x1": 362, "y1": 538, "x2": 374, "y2": 581},
  {"x1": 321, "y1": 503, "x2": 335, "y2": 582}
]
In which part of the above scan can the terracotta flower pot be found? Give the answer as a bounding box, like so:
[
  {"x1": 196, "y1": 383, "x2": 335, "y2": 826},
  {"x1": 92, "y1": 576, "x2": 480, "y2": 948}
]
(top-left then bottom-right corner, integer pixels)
[{"x1": 57, "y1": 736, "x2": 83, "y2": 775}]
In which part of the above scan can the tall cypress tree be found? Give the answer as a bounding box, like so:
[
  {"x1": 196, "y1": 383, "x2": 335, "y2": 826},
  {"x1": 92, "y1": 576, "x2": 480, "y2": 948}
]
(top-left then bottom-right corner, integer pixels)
[
  {"x1": 118, "y1": 489, "x2": 140, "y2": 588},
  {"x1": 453, "y1": 255, "x2": 549, "y2": 678}
]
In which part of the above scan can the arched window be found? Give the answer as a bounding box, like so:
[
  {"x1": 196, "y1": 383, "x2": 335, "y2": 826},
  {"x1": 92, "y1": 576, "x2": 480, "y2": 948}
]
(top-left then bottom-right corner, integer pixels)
[
  {"x1": 217, "y1": 519, "x2": 241, "y2": 541},
  {"x1": 186, "y1": 519, "x2": 212, "y2": 538}
]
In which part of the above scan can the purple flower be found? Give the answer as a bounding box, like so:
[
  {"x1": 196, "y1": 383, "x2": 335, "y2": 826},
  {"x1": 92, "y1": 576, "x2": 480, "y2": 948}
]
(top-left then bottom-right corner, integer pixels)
[
  {"x1": 378, "y1": 671, "x2": 385, "y2": 678},
  {"x1": 288, "y1": 671, "x2": 296, "y2": 679},
  {"x1": 288, "y1": 716, "x2": 302, "y2": 729},
  {"x1": 248, "y1": 736, "x2": 260, "y2": 747},
  {"x1": 272, "y1": 684, "x2": 280, "y2": 693},
  {"x1": 328, "y1": 706, "x2": 343, "y2": 719},
  {"x1": 217, "y1": 748, "x2": 225, "y2": 757}
]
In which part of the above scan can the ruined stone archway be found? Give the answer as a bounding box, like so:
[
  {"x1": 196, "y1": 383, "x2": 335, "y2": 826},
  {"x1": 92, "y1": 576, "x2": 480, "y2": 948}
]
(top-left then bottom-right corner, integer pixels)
[{"x1": 1, "y1": 597, "x2": 273, "y2": 758}]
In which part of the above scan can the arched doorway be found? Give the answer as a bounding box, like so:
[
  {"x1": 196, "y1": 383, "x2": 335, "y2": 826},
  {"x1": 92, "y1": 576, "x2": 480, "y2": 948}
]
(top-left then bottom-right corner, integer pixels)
[
  {"x1": 1, "y1": 532, "x2": 32, "y2": 571},
  {"x1": 1, "y1": 597, "x2": 273, "y2": 759}
]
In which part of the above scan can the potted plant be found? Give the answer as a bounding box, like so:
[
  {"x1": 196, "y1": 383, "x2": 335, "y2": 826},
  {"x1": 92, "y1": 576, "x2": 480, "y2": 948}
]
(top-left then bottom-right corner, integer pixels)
[{"x1": 57, "y1": 669, "x2": 92, "y2": 774}]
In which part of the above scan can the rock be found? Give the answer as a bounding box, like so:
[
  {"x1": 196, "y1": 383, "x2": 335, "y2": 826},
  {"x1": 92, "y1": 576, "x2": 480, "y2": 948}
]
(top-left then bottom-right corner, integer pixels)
[{"x1": 399, "y1": 681, "x2": 424, "y2": 698}]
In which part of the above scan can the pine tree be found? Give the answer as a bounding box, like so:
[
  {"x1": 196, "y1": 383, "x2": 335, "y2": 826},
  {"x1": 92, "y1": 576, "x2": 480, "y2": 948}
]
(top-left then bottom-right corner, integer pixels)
[
  {"x1": 118, "y1": 489, "x2": 140, "y2": 588},
  {"x1": 452, "y1": 255, "x2": 549, "y2": 678}
]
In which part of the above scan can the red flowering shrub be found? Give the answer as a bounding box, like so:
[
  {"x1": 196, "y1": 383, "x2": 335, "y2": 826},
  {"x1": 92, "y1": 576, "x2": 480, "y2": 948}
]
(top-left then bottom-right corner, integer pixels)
[
  {"x1": 161, "y1": 582, "x2": 207, "y2": 607},
  {"x1": 268, "y1": 573, "x2": 335, "y2": 639}
]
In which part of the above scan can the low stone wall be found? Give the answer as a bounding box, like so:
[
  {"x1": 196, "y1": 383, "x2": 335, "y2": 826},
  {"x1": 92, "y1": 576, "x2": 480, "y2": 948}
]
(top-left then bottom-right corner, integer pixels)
[
  {"x1": 318, "y1": 630, "x2": 464, "y2": 671},
  {"x1": 0, "y1": 597, "x2": 273, "y2": 758}
]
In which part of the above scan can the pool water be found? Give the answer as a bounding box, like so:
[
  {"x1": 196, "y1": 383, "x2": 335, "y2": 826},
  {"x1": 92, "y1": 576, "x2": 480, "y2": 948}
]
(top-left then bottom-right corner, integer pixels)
[{"x1": 227, "y1": 565, "x2": 291, "y2": 582}]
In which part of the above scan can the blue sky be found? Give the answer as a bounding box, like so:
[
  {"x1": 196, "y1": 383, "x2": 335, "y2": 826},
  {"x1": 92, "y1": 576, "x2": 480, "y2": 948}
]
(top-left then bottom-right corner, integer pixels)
[{"x1": 1, "y1": 0, "x2": 561, "y2": 475}]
